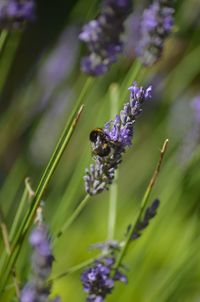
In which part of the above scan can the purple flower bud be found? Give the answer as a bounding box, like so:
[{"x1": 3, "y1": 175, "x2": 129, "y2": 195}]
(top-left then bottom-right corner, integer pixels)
[
  {"x1": 130, "y1": 199, "x2": 160, "y2": 240},
  {"x1": 114, "y1": 271, "x2": 128, "y2": 283}
]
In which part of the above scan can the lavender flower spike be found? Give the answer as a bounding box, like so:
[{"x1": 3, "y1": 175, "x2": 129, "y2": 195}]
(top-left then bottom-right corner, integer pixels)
[
  {"x1": 84, "y1": 81, "x2": 152, "y2": 195},
  {"x1": 137, "y1": 0, "x2": 174, "y2": 66},
  {"x1": 79, "y1": 0, "x2": 133, "y2": 76},
  {"x1": 191, "y1": 95, "x2": 200, "y2": 123},
  {"x1": 130, "y1": 198, "x2": 160, "y2": 240},
  {"x1": 20, "y1": 224, "x2": 61, "y2": 302},
  {"x1": 0, "y1": 0, "x2": 36, "y2": 29},
  {"x1": 81, "y1": 256, "x2": 127, "y2": 302}
]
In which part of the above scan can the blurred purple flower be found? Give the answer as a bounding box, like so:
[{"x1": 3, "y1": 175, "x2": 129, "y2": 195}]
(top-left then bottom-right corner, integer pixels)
[
  {"x1": 20, "y1": 284, "x2": 37, "y2": 302},
  {"x1": 84, "y1": 81, "x2": 152, "y2": 195},
  {"x1": 38, "y1": 27, "x2": 79, "y2": 98},
  {"x1": 0, "y1": 0, "x2": 35, "y2": 29},
  {"x1": 191, "y1": 95, "x2": 200, "y2": 123},
  {"x1": 169, "y1": 93, "x2": 200, "y2": 165},
  {"x1": 20, "y1": 224, "x2": 60, "y2": 302},
  {"x1": 79, "y1": 0, "x2": 133, "y2": 76},
  {"x1": 137, "y1": 0, "x2": 174, "y2": 66},
  {"x1": 180, "y1": 95, "x2": 200, "y2": 163},
  {"x1": 124, "y1": 11, "x2": 141, "y2": 59}
]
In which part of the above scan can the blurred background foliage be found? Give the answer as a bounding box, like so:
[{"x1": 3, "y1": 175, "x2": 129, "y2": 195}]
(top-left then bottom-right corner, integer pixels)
[{"x1": 0, "y1": 0, "x2": 200, "y2": 301}]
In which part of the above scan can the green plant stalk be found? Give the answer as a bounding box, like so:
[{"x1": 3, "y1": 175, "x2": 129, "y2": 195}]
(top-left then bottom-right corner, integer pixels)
[
  {"x1": 107, "y1": 84, "x2": 119, "y2": 240},
  {"x1": 0, "y1": 100, "x2": 87, "y2": 293},
  {"x1": 0, "y1": 185, "x2": 28, "y2": 281},
  {"x1": 0, "y1": 208, "x2": 20, "y2": 298},
  {"x1": 114, "y1": 139, "x2": 169, "y2": 271},
  {"x1": 0, "y1": 31, "x2": 22, "y2": 94},
  {"x1": 119, "y1": 59, "x2": 142, "y2": 103},
  {"x1": 51, "y1": 149, "x2": 89, "y2": 230},
  {"x1": 9, "y1": 183, "x2": 29, "y2": 242},
  {"x1": 0, "y1": 30, "x2": 9, "y2": 57},
  {"x1": 108, "y1": 178, "x2": 117, "y2": 241},
  {"x1": 50, "y1": 249, "x2": 112, "y2": 282},
  {"x1": 53, "y1": 194, "x2": 90, "y2": 242},
  {"x1": 50, "y1": 256, "x2": 99, "y2": 281}
]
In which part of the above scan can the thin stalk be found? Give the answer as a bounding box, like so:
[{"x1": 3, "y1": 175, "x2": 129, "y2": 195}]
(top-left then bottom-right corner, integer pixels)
[
  {"x1": 0, "y1": 31, "x2": 22, "y2": 94},
  {"x1": 53, "y1": 194, "x2": 90, "y2": 242},
  {"x1": 120, "y1": 59, "x2": 142, "y2": 103},
  {"x1": 107, "y1": 84, "x2": 119, "y2": 240},
  {"x1": 108, "y1": 181, "x2": 117, "y2": 240},
  {"x1": 50, "y1": 249, "x2": 112, "y2": 282},
  {"x1": 114, "y1": 139, "x2": 169, "y2": 271},
  {"x1": 0, "y1": 102, "x2": 86, "y2": 293},
  {"x1": 9, "y1": 178, "x2": 34, "y2": 241},
  {"x1": 50, "y1": 256, "x2": 99, "y2": 281},
  {"x1": 0, "y1": 30, "x2": 9, "y2": 57},
  {"x1": 0, "y1": 208, "x2": 20, "y2": 298}
]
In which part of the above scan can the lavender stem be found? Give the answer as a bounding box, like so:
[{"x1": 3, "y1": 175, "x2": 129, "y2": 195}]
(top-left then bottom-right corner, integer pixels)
[
  {"x1": 114, "y1": 138, "x2": 169, "y2": 271},
  {"x1": 108, "y1": 84, "x2": 119, "y2": 240},
  {"x1": 53, "y1": 194, "x2": 90, "y2": 242}
]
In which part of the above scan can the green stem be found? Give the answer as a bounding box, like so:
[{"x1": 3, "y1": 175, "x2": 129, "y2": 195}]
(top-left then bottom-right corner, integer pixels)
[
  {"x1": 50, "y1": 249, "x2": 112, "y2": 282},
  {"x1": 50, "y1": 256, "x2": 99, "y2": 281},
  {"x1": 120, "y1": 59, "x2": 142, "y2": 103},
  {"x1": 0, "y1": 208, "x2": 20, "y2": 298},
  {"x1": 53, "y1": 194, "x2": 90, "y2": 242},
  {"x1": 9, "y1": 182, "x2": 29, "y2": 242},
  {"x1": 0, "y1": 97, "x2": 87, "y2": 292},
  {"x1": 107, "y1": 84, "x2": 119, "y2": 240},
  {"x1": 114, "y1": 139, "x2": 169, "y2": 271},
  {"x1": 0, "y1": 31, "x2": 22, "y2": 94},
  {"x1": 0, "y1": 30, "x2": 9, "y2": 57},
  {"x1": 108, "y1": 180, "x2": 117, "y2": 240}
]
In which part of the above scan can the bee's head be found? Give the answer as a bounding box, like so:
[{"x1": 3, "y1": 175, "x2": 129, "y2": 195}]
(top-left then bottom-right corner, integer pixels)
[{"x1": 89, "y1": 128, "x2": 104, "y2": 142}]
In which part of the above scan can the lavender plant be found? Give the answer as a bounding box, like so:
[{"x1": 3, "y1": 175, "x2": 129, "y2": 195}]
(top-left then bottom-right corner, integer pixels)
[
  {"x1": 129, "y1": 198, "x2": 160, "y2": 240},
  {"x1": 81, "y1": 199, "x2": 160, "y2": 301},
  {"x1": 84, "y1": 81, "x2": 152, "y2": 195},
  {"x1": 81, "y1": 255, "x2": 127, "y2": 302},
  {"x1": 137, "y1": 0, "x2": 174, "y2": 66},
  {"x1": 0, "y1": 0, "x2": 36, "y2": 29},
  {"x1": 79, "y1": 0, "x2": 133, "y2": 76},
  {"x1": 180, "y1": 95, "x2": 200, "y2": 164},
  {"x1": 20, "y1": 221, "x2": 60, "y2": 302},
  {"x1": 191, "y1": 95, "x2": 200, "y2": 123}
]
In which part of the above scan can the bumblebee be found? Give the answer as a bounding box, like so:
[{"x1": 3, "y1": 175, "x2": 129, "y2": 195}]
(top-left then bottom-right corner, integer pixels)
[{"x1": 89, "y1": 128, "x2": 111, "y2": 157}]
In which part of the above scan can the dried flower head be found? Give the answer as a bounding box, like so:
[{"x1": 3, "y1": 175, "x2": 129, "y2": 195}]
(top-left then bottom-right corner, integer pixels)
[
  {"x1": 0, "y1": 0, "x2": 36, "y2": 29},
  {"x1": 84, "y1": 81, "x2": 152, "y2": 195},
  {"x1": 137, "y1": 0, "x2": 174, "y2": 66},
  {"x1": 79, "y1": 0, "x2": 133, "y2": 76}
]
